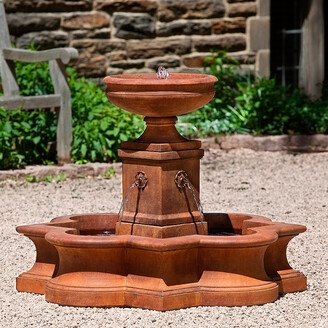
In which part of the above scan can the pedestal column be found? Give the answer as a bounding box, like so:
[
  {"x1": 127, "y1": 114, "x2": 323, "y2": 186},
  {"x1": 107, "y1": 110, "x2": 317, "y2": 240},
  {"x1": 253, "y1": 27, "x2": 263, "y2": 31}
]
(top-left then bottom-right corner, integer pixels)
[{"x1": 116, "y1": 116, "x2": 207, "y2": 238}]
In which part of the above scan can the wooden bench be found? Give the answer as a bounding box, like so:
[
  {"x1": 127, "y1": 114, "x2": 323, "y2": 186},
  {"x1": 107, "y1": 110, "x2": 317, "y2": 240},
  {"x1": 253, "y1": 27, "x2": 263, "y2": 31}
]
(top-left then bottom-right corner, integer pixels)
[{"x1": 0, "y1": 0, "x2": 78, "y2": 163}]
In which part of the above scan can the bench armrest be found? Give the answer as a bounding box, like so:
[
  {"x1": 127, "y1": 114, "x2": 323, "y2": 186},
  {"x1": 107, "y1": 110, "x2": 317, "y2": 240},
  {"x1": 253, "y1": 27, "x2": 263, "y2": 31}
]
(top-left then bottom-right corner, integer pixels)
[{"x1": 1, "y1": 47, "x2": 79, "y2": 64}]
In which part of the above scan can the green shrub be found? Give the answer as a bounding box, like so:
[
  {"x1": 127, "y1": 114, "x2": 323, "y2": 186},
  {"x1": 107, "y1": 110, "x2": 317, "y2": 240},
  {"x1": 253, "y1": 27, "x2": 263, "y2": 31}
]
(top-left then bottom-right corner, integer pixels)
[
  {"x1": 67, "y1": 68, "x2": 144, "y2": 163},
  {"x1": 1, "y1": 49, "x2": 328, "y2": 170},
  {"x1": 0, "y1": 61, "x2": 144, "y2": 169},
  {"x1": 0, "y1": 108, "x2": 56, "y2": 169},
  {"x1": 16, "y1": 60, "x2": 54, "y2": 96},
  {"x1": 179, "y1": 51, "x2": 252, "y2": 136},
  {"x1": 234, "y1": 78, "x2": 295, "y2": 134},
  {"x1": 179, "y1": 51, "x2": 328, "y2": 136},
  {"x1": 234, "y1": 78, "x2": 328, "y2": 135}
]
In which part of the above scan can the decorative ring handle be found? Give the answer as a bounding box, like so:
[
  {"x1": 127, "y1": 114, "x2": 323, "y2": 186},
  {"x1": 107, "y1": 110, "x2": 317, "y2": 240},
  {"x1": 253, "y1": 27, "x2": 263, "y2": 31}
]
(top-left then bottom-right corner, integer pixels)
[{"x1": 134, "y1": 171, "x2": 148, "y2": 190}]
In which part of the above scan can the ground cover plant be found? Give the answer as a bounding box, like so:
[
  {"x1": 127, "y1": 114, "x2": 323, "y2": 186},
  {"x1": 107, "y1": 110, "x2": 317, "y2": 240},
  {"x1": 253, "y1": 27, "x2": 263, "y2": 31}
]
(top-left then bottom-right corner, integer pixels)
[{"x1": 25, "y1": 173, "x2": 67, "y2": 183}]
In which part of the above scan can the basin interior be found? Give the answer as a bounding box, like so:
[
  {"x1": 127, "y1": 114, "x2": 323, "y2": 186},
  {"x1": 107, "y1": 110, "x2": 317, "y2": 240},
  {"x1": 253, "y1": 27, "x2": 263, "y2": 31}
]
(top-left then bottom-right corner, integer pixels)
[{"x1": 61, "y1": 213, "x2": 247, "y2": 237}]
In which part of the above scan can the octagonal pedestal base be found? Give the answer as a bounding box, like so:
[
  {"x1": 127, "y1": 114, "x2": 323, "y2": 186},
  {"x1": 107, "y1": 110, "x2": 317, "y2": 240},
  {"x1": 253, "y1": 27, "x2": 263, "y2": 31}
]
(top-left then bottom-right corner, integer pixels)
[{"x1": 44, "y1": 272, "x2": 279, "y2": 310}]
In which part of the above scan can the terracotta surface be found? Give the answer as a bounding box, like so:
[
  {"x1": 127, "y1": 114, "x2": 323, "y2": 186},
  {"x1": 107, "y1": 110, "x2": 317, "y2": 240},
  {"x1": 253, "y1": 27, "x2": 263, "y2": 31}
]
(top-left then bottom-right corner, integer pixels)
[
  {"x1": 16, "y1": 213, "x2": 306, "y2": 310},
  {"x1": 103, "y1": 73, "x2": 217, "y2": 117},
  {"x1": 16, "y1": 72, "x2": 307, "y2": 310}
]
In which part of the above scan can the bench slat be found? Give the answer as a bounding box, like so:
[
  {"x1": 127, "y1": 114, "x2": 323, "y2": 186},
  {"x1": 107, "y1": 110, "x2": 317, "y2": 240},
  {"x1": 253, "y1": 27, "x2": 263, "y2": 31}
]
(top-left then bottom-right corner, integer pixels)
[
  {"x1": 0, "y1": 94, "x2": 61, "y2": 110},
  {"x1": 2, "y1": 48, "x2": 79, "y2": 64}
]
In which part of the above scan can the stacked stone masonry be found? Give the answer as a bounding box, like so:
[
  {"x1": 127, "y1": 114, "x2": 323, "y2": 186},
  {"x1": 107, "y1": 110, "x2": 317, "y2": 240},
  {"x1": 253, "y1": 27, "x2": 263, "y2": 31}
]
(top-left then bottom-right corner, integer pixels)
[{"x1": 5, "y1": 0, "x2": 258, "y2": 77}]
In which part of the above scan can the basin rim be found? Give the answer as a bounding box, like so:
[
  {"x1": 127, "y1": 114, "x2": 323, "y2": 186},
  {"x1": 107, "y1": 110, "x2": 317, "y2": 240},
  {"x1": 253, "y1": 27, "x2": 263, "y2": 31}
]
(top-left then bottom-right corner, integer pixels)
[
  {"x1": 17, "y1": 213, "x2": 306, "y2": 251},
  {"x1": 103, "y1": 73, "x2": 218, "y2": 88}
]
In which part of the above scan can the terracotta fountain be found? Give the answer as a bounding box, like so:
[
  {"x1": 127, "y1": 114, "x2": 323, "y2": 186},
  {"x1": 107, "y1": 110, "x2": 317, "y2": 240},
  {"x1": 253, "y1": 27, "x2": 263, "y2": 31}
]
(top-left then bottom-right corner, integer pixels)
[{"x1": 16, "y1": 70, "x2": 307, "y2": 310}]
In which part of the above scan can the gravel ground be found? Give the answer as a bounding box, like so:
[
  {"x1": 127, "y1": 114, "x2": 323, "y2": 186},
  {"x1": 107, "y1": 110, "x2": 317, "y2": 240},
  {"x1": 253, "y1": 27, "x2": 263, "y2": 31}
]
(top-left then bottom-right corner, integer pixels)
[{"x1": 0, "y1": 149, "x2": 327, "y2": 328}]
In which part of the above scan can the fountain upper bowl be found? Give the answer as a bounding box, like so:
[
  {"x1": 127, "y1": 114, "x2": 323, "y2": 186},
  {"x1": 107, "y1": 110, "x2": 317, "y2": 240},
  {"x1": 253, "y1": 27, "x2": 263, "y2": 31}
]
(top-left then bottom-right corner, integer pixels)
[{"x1": 103, "y1": 73, "x2": 217, "y2": 117}]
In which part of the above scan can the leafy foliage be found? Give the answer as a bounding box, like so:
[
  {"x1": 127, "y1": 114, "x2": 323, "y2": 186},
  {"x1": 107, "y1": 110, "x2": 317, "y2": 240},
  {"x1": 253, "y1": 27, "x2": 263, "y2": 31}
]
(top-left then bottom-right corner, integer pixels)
[
  {"x1": 1, "y1": 49, "x2": 328, "y2": 170},
  {"x1": 0, "y1": 108, "x2": 56, "y2": 169},
  {"x1": 67, "y1": 68, "x2": 143, "y2": 163},
  {"x1": 15, "y1": 60, "x2": 54, "y2": 96},
  {"x1": 0, "y1": 61, "x2": 144, "y2": 169},
  {"x1": 179, "y1": 51, "x2": 328, "y2": 137}
]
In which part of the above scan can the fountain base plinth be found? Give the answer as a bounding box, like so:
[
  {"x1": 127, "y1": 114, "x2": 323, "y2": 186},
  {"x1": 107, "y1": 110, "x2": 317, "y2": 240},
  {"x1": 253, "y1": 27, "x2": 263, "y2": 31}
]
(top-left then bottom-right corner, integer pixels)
[
  {"x1": 44, "y1": 272, "x2": 279, "y2": 310},
  {"x1": 117, "y1": 134, "x2": 206, "y2": 238},
  {"x1": 16, "y1": 213, "x2": 307, "y2": 310},
  {"x1": 116, "y1": 221, "x2": 207, "y2": 238}
]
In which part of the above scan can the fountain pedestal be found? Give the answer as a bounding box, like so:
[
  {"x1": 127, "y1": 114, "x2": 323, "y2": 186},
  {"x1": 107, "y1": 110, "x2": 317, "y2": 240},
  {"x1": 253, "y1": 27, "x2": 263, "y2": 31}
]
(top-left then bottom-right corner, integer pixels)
[{"x1": 117, "y1": 116, "x2": 207, "y2": 238}]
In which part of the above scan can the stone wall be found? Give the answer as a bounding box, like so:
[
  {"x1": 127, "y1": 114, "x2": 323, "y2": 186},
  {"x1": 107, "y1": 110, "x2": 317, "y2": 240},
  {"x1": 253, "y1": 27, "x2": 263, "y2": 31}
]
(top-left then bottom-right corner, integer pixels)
[
  {"x1": 248, "y1": 0, "x2": 270, "y2": 77},
  {"x1": 4, "y1": 0, "x2": 258, "y2": 78}
]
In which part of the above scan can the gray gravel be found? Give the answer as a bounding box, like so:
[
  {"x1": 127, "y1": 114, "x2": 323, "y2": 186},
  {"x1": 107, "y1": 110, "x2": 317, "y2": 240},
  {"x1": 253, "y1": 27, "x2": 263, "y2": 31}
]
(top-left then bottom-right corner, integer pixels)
[{"x1": 1, "y1": 149, "x2": 327, "y2": 328}]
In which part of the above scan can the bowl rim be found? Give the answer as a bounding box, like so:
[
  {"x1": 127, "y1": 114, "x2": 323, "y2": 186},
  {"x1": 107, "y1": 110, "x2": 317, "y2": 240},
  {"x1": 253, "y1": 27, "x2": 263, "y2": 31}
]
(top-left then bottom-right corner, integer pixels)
[{"x1": 103, "y1": 73, "x2": 218, "y2": 86}]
